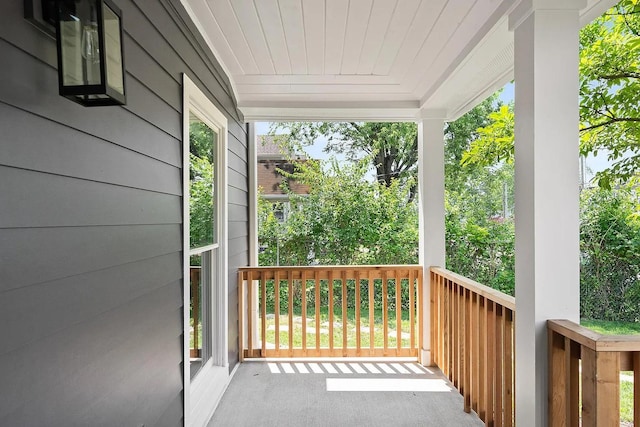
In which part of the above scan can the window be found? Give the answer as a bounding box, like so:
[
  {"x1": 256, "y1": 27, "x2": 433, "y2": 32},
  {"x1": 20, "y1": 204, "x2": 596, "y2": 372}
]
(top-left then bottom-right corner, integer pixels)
[
  {"x1": 182, "y1": 75, "x2": 229, "y2": 423},
  {"x1": 188, "y1": 112, "x2": 218, "y2": 378}
]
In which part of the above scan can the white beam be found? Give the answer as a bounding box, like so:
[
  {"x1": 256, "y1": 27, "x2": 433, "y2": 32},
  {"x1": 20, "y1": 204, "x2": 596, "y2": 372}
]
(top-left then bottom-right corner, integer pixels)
[
  {"x1": 510, "y1": 2, "x2": 584, "y2": 425},
  {"x1": 417, "y1": 117, "x2": 446, "y2": 366}
]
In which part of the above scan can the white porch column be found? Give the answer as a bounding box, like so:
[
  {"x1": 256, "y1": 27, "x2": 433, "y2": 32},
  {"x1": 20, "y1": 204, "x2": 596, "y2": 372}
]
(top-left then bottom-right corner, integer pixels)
[
  {"x1": 509, "y1": 1, "x2": 584, "y2": 425},
  {"x1": 417, "y1": 114, "x2": 446, "y2": 366}
]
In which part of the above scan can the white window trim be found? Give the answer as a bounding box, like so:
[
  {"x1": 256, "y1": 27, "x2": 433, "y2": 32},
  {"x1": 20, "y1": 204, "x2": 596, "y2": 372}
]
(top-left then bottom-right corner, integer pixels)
[{"x1": 182, "y1": 74, "x2": 229, "y2": 427}]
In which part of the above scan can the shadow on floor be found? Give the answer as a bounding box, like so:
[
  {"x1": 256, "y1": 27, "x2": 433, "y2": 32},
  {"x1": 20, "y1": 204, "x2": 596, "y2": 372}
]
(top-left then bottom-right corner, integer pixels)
[{"x1": 209, "y1": 360, "x2": 483, "y2": 427}]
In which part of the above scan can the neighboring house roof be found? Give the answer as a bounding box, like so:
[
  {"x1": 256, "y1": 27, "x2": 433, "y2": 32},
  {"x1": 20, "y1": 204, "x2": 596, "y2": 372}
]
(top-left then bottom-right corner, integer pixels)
[
  {"x1": 257, "y1": 135, "x2": 286, "y2": 159},
  {"x1": 257, "y1": 135, "x2": 310, "y2": 197}
]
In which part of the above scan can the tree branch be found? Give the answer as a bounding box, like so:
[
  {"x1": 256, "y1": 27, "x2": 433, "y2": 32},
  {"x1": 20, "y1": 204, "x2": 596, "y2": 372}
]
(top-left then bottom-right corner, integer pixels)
[
  {"x1": 597, "y1": 72, "x2": 640, "y2": 80},
  {"x1": 580, "y1": 117, "x2": 640, "y2": 132}
]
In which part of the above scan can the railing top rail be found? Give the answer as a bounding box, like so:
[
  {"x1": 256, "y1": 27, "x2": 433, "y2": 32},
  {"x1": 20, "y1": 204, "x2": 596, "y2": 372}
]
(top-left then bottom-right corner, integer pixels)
[
  {"x1": 239, "y1": 264, "x2": 423, "y2": 272},
  {"x1": 430, "y1": 267, "x2": 516, "y2": 311},
  {"x1": 548, "y1": 319, "x2": 640, "y2": 352}
]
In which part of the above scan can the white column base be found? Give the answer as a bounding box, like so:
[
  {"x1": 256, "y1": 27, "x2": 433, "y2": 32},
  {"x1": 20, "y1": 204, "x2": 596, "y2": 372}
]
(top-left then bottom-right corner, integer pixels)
[{"x1": 420, "y1": 349, "x2": 432, "y2": 367}]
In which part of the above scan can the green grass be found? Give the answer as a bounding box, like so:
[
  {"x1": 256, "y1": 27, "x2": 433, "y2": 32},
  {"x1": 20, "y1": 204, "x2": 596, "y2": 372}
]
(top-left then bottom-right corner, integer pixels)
[
  {"x1": 581, "y1": 319, "x2": 640, "y2": 335},
  {"x1": 581, "y1": 318, "x2": 638, "y2": 423},
  {"x1": 261, "y1": 306, "x2": 416, "y2": 349},
  {"x1": 620, "y1": 380, "x2": 634, "y2": 423}
]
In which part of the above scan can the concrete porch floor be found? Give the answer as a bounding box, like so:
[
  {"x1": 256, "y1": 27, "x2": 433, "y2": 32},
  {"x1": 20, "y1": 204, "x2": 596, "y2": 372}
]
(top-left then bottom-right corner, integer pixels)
[{"x1": 208, "y1": 359, "x2": 483, "y2": 427}]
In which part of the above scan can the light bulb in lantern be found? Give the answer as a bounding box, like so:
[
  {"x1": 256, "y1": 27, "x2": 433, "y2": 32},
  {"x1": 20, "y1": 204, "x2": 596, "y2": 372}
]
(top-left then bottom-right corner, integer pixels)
[{"x1": 81, "y1": 21, "x2": 99, "y2": 64}]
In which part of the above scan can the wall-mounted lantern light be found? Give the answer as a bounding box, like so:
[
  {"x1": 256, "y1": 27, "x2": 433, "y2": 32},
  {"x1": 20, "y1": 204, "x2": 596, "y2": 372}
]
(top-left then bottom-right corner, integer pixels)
[{"x1": 54, "y1": 0, "x2": 126, "y2": 106}]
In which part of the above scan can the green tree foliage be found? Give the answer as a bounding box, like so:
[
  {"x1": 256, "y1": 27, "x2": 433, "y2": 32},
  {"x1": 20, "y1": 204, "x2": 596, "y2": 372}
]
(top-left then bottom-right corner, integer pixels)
[
  {"x1": 189, "y1": 121, "x2": 215, "y2": 249},
  {"x1": 462, "y1": 1, "x2": 640, "y2": 189},
  {"x1": 580, "y1": 184, "x2": 640, "y2": 321},
  {"x1": 580, "y1": 0, "x2": 640, "y2": 188},
  {"x1": 444, "y1": 96, "x2": 516, "y2": 295},
  {"x1": 258, "y1": 157, "x2": 418, "y2": 267},
  {"x1": 270, "y1": 122, "x2": 418, "y2": 197}
]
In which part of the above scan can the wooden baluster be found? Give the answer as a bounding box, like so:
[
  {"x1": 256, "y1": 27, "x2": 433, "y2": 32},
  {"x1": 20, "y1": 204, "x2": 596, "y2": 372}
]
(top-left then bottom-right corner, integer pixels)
[
  {"x1": 274, "y1": 271, "x2": 280, "y2": 355},
  {"x1": 430, "y1": 270, "x2": 435, "y2": 363},
  {"x1": 288, "y1": 270, "x2": 293, "y2": 356},
  {"x1": 442, "y1": 278, "x2": 447, "y2": 375},
  {"x1": 504, "y1": 309, "x2": 513, "y2": 426},
  {"x1": 396, "y1": 271, "x2": 402, "y2": 354},
  {"x1": 356, "y1": 270, "x2": 362, "y2": 356},
  {"x1": 342, "y1": 270, "x2": 348, "y2": 356},
  {"x1": 443, "y1": 278, "x2": 450, "y2": 377},
  {"x1": 418, "y1": 268, "x2": 423, "y2": 362},
  {"x1": 302, "y1": 270, "x2": 307, "y2": 356},
  {"x1": 247, "y1": 270, "x2": 254, "y2": 356},
  {"x1": 548, "y1": 331, "x2": 566, "y2": 427},
  {"x1": 451, "y1": 279, "x2": 456, "y2": 380},
  {"x1": 451, "y1": 282, "x2": 457, "y2": 388},
  {"x1": 494, "y1": 305, "x2": 503, "y2": 427},
  {"x1": 464, "y1": 288, "x2": 472, "y2": 413},
  {"x1": 329, "y1": 270, "x2": 335, "y2": 355},
  {"x1": 383, "y1": 271, "x2": 389, "y2": 356},
  {"x1": 568, "y1": 340, "x2": 580, "y2": 427},
  {"x1": 409, "y1": 269, "x2": 415, "y2": 354},
  {"x1": 581, "y1": 348, "x2": 620, "y2": 426},
  {"x1": 478, "y1": 296, "x2": 486, "y2": 422},
  {"x1": 238, "y1": 271, "x2": 244, "y2": 362},
  {"x1": 486, "y1": 300, "x2": 495, "y2": 425},
  {"x1": 634, "y1": 352, "x2": 639, "y2": 427},
  {"x1": 315, "y1": 270, "x2": 321, "y2": 353},
  {"x1": 369, "y1": 272, "x2": 375, "y2": 355},
  {"x1": 473, "y1": 292, "x2": 480, "y2": 415},
  {"x1": 261, "y1": 273, "x2": 267, "y2": 357}
]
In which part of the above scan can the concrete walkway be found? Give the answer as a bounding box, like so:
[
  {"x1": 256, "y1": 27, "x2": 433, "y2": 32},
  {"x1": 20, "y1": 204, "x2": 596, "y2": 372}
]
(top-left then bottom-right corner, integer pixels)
[{"x1": 209, "y1": 360, "x2": 483, "y2": 427}]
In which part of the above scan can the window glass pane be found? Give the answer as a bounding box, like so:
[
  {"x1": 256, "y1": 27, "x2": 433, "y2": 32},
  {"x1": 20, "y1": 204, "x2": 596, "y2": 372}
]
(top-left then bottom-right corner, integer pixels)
[
  {"x1": 103, "y1": 3, "x2": 124, "y2": 95},
  {"x1": 189, "y1": 113, "x2": 217, "y2": 249},
  {"x1": 189, "y1": 253, "x2": 207, "y2": 379}
]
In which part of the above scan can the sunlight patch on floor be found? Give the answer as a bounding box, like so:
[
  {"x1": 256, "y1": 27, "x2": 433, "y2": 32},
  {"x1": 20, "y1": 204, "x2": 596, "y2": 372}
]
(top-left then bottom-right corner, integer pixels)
[
  {"x1": 326, "y1": 378, "x2": 452, "y2": 392},
  {"x1": 265, "y1": 361, "x2": 433, "y2": 375}
]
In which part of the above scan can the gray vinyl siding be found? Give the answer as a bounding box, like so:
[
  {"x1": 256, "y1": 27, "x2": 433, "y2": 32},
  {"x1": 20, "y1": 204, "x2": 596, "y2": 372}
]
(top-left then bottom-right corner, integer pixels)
[{"x1": 0, "y1": 0, "x2": 249, "y2": 425}]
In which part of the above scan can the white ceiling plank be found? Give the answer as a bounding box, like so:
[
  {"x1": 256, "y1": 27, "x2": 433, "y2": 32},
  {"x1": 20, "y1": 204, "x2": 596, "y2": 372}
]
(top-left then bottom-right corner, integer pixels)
[
  {"x1": 235, "y1": 74, "x2": 393, "y2": 85},
  {"x1": 340, "y1": 0, "x2": 374, "y2": 75},
  {"x1": 324, "y1": 0, "x2": 349, "y2": 75},
  {"x1": 387, "y1": 0, "x2": 448, "y2": 79},
  {"x1": 228, "y1": 0, "x2": 276, "y2": 74},
  {"x1": 182, "y1": 0, "x2": 244, "y2": 76},
  {"x1": 237, "y1": 83, "x2": 406, "y2": 94},
  {"x1": 302, "y1": 0, "x2": 325, "y2": 75},
  {"x1": 207, "y1": 0, "x2": 260, "y2": 75},
  {"x1": 421, "y1": 17, "x2": 513, "y2": 112},
  {"x1": 357, "y1": 0, "x2": 398, "y2": 75},
  {"x1": 240, "y1": 93, "x2": 417, "y2": 103},
  {"x1": 254, "y1": 0, "x2": 293, "y2": 74},
  {"x1": 371, "y1": 0, "x2": 421, "y2": 76},
  {"x1": 407, "y1": 0, "x2": 493, "y2": 97},
  {"x1": 279, "y1": 0, "x2": 308, "y2": 75}
]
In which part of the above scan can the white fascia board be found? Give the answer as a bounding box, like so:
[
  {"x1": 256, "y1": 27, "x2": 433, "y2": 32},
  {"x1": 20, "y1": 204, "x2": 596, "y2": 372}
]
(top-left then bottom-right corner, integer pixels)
[
  {"x1": 446, "y1": 68, "x2": 514, "y2": 121},
  {"x1": 241, "y1": 106, "x2": 420, "y2": 122}
]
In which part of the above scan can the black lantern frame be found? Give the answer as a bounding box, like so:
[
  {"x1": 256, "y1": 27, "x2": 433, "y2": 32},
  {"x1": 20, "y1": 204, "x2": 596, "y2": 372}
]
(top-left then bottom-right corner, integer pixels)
[{"x1": 54, "y1": 0, "x2": 126, "y2": 106}]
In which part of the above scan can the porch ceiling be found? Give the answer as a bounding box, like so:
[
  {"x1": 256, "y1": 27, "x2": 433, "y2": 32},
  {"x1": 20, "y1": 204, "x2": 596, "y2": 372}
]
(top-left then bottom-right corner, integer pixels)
[{"x1": 181, "y1": 0, "x2": 616, "y2": 122}]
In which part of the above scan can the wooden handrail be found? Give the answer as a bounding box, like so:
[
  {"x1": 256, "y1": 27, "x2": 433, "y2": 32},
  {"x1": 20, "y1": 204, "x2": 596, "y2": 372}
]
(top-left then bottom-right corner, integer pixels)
[
  {"x1": 430, "y1": 267, "x2": 515, "y2": 426},
  {"x1": 238, "y1": 265, "x2": 423, "y2": 360},
  {"x1": 548, "y1": 319, "x2": 640, "y2": 426}
]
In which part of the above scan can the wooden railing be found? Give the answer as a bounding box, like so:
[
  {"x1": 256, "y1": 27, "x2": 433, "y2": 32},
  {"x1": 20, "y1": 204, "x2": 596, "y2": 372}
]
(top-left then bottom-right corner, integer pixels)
[
  {"x1": 431, "y1": 267, "x2": 515, "y2": 426},
  {"x1": 548, "y1": 319, "x2": 640, "y2": 426},
  {"x1": 238, "y1": 265, "x2": 422, "y2": 360}
]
